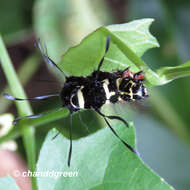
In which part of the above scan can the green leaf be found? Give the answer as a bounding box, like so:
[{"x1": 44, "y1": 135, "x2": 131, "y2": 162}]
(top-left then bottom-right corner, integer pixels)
[
  {"x1": 36, "y1": 125, "x2": 174, "y2": 190},
  {"x1": 106, "y1": 19, "x2": 159, "y2": 57},
  {"x1": 59, "y1": 18, "x2": 159, "y2": 77},
  {"x1": 59, "y1": 18, "x2": 190, "y2": 87},
  {"x1": 58, "y1": 18, "x2": 165, "y2": 86},
  {"x1": 156, "y1": 60, "x2": 190, "y2": 83},
  {"x1": 0, "y1": 176, "x2": 20, "y2": 190}
]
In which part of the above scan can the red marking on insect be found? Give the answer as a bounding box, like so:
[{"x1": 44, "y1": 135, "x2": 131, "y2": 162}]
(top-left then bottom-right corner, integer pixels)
[
  {"x1": 122, "y1": 69, "x2": 134, "y2": 78},
  {"x1": 119, "y1": 98, "x2": 125, "y2": 103},
  {"x1": 134, "y1": 73, "x2": 145, "y2": 80}
]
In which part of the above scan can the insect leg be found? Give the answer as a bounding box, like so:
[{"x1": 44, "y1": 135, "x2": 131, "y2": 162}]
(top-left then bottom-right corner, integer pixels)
[
  {"x1": 3, "y1": 93, "x2": 60, "y2": 101},
  {"x1": 68, "y1": 113, "x2": 73, "y2": 167},
  {"x1": 97, "y1": 35, "x2": 110, "y2": 72},
  {"x1": 103, "y1": 116, "x2": 139, "y2": 155},
  {"x1": 95, "y1": 109, "x2": 129, "y2": 128}
]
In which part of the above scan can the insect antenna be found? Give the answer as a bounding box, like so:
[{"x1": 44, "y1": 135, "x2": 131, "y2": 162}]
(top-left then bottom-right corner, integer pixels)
[
  {"x1": 96, "y1": 35, "x2": 110, "y2": 73},
  {"x1": 3, "y1": 93, "x2": 60, "y2": 101},
  {"x1": 37, "y1": 40, "x2": 68, "y2": 78},
  {"x1": 68, "y1": 114, "x2": 73, "y2": 167}
]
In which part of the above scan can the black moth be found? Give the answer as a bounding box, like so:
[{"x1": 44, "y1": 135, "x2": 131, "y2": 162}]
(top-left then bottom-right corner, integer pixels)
[{"x1": 4, "y1": 35, "x2": 148, "y2": 166}]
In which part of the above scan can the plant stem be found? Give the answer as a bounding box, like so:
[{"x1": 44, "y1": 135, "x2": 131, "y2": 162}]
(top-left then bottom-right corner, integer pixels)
[
  {"x1": 0, "y1": 53, "x2": 41, "y2": 113},
  {"x1": 0, "y1": 35, "x2": 38, "y2": 190}
]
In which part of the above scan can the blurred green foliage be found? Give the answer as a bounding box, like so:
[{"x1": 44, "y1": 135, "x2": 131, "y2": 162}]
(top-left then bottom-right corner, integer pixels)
[{"x1": 0, "y1": 0, "x2": 34, "y2": 40}]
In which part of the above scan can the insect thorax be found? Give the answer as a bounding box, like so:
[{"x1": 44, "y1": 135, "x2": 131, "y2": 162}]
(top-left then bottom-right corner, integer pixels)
[{"x1": 60, "y1": 70, "x2": 148, "y2": 113}]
